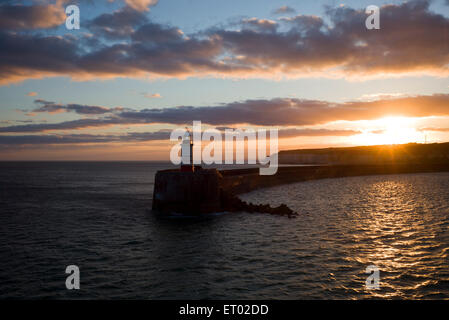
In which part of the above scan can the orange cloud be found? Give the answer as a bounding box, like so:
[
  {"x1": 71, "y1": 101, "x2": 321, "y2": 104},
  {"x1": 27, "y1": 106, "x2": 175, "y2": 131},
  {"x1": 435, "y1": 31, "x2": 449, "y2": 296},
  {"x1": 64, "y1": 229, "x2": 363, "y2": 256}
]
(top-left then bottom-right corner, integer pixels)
[
  {"x1": 124, "y1": 0, "x2": 158, "y2": 12},
  {"x1": 419, "y1": 127, "x2": 449, "y2": 132},
  {"x1": 1, "y1": 93, "x2": 449, "y2": 133},
  {"x1": 144, "y1": 93, "x2": 162, "y2": 98}
]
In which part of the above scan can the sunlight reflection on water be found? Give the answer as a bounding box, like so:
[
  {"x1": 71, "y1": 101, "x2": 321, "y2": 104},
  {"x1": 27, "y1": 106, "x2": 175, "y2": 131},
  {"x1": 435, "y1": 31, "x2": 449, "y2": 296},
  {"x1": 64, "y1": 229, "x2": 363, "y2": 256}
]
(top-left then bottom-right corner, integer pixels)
[{"x1": 241, "y1": 172, "x2": 449, "y2": 299}]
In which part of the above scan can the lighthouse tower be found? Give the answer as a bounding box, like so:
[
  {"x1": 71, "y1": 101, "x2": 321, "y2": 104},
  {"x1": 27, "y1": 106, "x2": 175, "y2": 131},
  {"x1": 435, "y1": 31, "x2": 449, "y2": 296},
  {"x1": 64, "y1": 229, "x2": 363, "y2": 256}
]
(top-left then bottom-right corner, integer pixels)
[{"x1": 181, "y1": 129, "x2": 194, "y2": 172}]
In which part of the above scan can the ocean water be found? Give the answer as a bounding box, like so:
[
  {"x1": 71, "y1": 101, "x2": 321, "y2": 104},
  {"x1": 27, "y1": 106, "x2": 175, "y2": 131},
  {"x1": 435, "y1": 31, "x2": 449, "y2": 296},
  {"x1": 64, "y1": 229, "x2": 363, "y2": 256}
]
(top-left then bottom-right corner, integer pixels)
[{"x1": 0, "y1": 162, "x2": 448, "y2": 299}]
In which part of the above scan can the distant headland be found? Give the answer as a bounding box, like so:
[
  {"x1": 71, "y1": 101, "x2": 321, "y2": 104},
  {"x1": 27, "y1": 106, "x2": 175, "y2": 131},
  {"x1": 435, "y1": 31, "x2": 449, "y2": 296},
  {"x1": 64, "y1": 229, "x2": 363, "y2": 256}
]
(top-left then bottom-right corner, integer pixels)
[{"x1": 278, "y1": 142, "x2": 449, "y2": 165}]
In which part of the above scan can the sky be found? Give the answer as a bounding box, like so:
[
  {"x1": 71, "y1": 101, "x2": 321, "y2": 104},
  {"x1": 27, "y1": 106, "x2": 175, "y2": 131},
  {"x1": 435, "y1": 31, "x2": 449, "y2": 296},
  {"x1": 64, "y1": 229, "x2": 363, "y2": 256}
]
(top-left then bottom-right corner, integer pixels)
[{"x1": 0, "y1": 0, "x2": 448, "y2": 160}]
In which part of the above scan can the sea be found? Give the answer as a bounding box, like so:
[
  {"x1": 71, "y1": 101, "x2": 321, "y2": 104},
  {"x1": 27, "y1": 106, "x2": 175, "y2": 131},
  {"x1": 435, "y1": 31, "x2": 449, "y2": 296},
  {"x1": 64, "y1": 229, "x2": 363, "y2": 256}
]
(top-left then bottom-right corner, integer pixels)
[{"x1": 0, "y1": 162, "x2": 448, "y2": 299}]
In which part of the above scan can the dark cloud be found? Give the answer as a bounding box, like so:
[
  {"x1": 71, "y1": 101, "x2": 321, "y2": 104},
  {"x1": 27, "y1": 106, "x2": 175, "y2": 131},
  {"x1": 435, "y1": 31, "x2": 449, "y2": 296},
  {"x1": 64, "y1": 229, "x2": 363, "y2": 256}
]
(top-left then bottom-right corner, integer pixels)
[
  {"x1": 0, "y1": 134, "x2": 113, "y2": 145},
  {"x1": 118, "y1": 94, "x2": 449, "y2": 127},
  {"x1": 31, "y1": 99, "x2": 121, "y2": 115},
  {"x1": 73, "y1": 32, "x2": 225, "y2": 79},
  {"x1": 87, "y1": 6, "x2": 148, "y2": 39},
  {"x1": 218, "y1": 0, "x2": 448, "y2": 76},
  {"x1": 0, "y1": 128, "x2": 361, "y2": 148},
  {"x1": 0, "y1": 117, "x2": 128, "y2": 133},
  {"x1": 0, "y1": 0, "x2": 447, "y2": 84},
  {"x1": 215, "y1": 126, "x2": 235, "y2": 131},
  {"x1": 1, "y1": 94, "x2": 448, "y2": 133},
  {"x1": 132, "y1": 23, "x2": 184, "y2": 43},
  {"x1": 0, "y1": 130, "x2": 172, "y2": 146},
  {"x1": 125, "y1": 130, "x2": 172, "y2": 141},
  {"x1": 0, "y1": 31, "x2": 80, "y2": 83},
  {"x1": 0, "y1": 3, "x2": 65, "y2": 30},
  {"x1": 280, "y1": 15, "x2": 324, "y2": 32}
]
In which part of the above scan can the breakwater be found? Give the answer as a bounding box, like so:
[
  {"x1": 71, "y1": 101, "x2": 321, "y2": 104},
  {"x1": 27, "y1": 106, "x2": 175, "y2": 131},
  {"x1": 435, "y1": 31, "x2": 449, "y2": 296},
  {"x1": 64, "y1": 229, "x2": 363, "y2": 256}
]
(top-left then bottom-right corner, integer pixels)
[{"x1": 152, "y1": 163, "x2": 449, "y2": 217}]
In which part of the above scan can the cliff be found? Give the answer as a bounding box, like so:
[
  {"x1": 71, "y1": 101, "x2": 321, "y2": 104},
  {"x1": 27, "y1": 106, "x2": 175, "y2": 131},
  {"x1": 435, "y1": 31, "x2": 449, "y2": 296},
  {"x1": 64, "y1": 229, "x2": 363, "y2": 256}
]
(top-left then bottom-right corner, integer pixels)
[{"x1": 278, "y1": 142, "x2": 449, "y2": 165}]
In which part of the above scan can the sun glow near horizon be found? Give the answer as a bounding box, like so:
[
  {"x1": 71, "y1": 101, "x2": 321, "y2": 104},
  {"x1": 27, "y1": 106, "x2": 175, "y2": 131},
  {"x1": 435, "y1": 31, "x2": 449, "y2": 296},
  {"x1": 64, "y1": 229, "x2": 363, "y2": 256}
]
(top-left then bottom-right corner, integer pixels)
[{"x1": 350, "y1": 116, "x2": 424, "y2": 146}]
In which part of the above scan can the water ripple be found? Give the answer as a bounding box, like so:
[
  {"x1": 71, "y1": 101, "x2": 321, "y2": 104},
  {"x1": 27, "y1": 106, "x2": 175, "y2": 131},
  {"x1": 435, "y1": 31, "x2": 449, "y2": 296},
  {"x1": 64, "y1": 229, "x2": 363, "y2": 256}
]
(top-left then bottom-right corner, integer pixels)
[{"x1": 0, "y1": 163, "x2": 448, "y2": 299}]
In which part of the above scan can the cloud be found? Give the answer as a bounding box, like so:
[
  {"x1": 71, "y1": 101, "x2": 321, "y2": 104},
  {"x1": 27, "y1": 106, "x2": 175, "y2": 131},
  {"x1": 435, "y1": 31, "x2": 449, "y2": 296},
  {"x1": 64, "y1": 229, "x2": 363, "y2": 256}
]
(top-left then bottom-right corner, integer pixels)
[
  {"x1": 0, "y1": 0, "x2": 447, "y2": 84},
  {"x1": 370, "y1": 129, "x2": 386, "y2": 134},
  {"x1": 87, "y1": 6, "x2": 149, "y2": 39},
  {"x1": 131, "y1": 22, "x2": 184, "y2": 42},
  {"x1": 0, "y1": 32, "x2": 81, "y2": 84},
  {"x1": 0, "y1": 118, "x2": 127, "y2": 133},
  {"x1": 0, "y1": 130, "x2": 172, "y2": 146},
  {"x1": 143, "y1": 93, "x2": 162, "y2": 98},
  {"x1": 0, "y1": 134, "x2": 114, "y2": 145},
  {"x1": 213, "y1": 126, "x2": 361, "y2": 139},
  {"x1": 0, "y1": 3, "x2": 66, "y2": 30},
  {"x1": 217, "y1": 0, "x2": 449, "y2": 77},
  {"x1": 278, "y1": 128, "x2": 362, "y2": 138},
  {"x1": 31, "y1": 99, "x2": 123, "y2": 115},
  {"x1": 240, "y1": 18, "x2": 278, "y2": 33},
  {"x1": 27, "y1": 92, "x2": 37, "y2": 97},
  {"x1": 358, "y1": 93, "x2": 408, "y2": 101},
  {"x1": 279, "y1": 14, "x2": 324, "y2": 31},
  {"x1": 1, "y1": 93, "x2": 448, "y2": 133},
  {"x1": 273, "y1": 6, "x2": 296, "y2": 15},
  {"x1": 0, "y1": 128, "x2": 361, "y2": 148},
  {"x1": 418, "y1": 127, "x2": 449, "y2": 132},
  {"x1": 124, "y1": 0, "x2": 158, "y2": 12},
  {"x1": 118, "y1": 94, "x2": 449, "y2": 127}
]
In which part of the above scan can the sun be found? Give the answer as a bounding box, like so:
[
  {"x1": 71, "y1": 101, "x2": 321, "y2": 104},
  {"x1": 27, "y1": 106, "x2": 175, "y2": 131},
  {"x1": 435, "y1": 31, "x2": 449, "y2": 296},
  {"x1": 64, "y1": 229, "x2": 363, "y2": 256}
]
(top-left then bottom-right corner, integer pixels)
[{"x1": 351, "y1": 116, "x2": 423, "y2": 146}]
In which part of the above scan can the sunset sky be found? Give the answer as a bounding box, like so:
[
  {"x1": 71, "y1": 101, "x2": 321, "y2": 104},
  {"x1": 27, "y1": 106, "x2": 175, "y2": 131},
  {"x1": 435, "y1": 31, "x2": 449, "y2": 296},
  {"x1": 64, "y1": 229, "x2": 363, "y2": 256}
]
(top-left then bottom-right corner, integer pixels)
[{"x1": 0, "y1": 0, "x2": 448, "y2": 160}]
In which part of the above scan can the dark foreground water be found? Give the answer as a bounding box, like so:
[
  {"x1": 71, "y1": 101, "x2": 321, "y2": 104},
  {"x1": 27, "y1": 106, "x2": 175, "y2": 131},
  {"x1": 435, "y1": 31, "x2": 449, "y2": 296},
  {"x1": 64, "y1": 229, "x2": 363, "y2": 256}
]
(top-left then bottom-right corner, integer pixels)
[{"x1": 0, "y1": 162, "x2": 448, "y2": 299}]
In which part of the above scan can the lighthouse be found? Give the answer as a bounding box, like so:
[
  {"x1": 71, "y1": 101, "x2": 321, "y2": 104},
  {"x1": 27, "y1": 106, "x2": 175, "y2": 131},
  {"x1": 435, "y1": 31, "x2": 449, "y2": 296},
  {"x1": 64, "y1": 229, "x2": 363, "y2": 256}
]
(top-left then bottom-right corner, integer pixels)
[{"x1": 181, "y1": 129, "x2": 194, "y2": 172}]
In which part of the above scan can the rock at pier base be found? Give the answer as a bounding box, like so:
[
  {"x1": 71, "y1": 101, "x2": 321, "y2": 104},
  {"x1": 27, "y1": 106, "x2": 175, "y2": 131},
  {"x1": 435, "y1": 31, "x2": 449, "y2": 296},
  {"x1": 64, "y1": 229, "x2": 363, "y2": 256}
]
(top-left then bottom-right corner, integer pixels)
[{"x1": 220, "y1": 191, "x2": 298, "y2": 218}]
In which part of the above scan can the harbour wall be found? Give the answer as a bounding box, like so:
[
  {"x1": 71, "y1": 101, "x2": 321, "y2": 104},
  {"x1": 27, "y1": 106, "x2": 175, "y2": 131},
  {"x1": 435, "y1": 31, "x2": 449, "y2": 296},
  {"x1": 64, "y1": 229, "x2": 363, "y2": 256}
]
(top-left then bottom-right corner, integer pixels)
[
  {"x1": 219, "y1": 163, "x2": 449, "y2": 195},
  {"x1": 152, "y1": 163, "x2": 449, "y2": 215}
]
